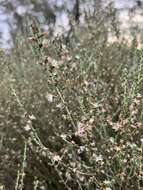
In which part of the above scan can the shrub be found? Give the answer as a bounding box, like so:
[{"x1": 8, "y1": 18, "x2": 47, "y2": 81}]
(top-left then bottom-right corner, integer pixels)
[{"x1": 1, "y1": 7, "x2": 143, "y2": 190}]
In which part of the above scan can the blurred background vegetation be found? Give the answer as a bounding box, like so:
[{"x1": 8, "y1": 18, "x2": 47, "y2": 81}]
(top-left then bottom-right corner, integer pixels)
[
  {"x1": 0, "y1": 0, "x2": 80, "y2": 48},
  {"x1": 0, "y1": 0, "x2": 143, "y2": 49}
]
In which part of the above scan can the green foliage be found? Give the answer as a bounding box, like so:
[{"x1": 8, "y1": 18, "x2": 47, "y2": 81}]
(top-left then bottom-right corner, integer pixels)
[{"x1": 1, "y1": 12, "x2": 143, "y2": 190}]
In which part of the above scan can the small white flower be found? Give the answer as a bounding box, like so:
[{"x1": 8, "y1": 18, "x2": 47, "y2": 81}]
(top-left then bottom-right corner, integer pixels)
[
  {"x1": 75, "y1": 122, "x2": 85, "y2": 137},
  {"x1": 109, "y1": 137, "x2": 115, "y2": 143},
  {"x1": 105, "y1": 187, "x2": 112, "y2": 190},
  {"x1": 75, "y1": 55, "x2": 80, "y2": 59},
  {"x1": 56, "y1": 103, "x2": 63, "y2": 109},
  {"x1": 78, "y1": 146, "x2": 85, "y2": 154},
  {"x1": 52, "y1": 155, "x2": 61, "y2": 162},
  {"x1": 96, "y1": 154, "x2": 103, "y2": 162},
  {"x1": 80, "y1": 176, "x2": 85, "y2": 182},
  {"x1": 60, "y1": 134, "x2": 66, "y2": 140},
  {"x1": 104, "y1": 180, "x2": 112, "y2": 186},
  {"x1": 69, "y1": 154, "x2": 72, "y2": 159},
  {"x1": 93, "y1": 154, "x2": 103, "y2": 162},
  {"x1": 24, "y1": 124, "x2": 31, "y2": 131},
  {"x1": 129, "y1": 143, "x2": 137, "y2": 149},
  {"x1": 29, "y1": 114, "x2": 36, "y2": 120},
  {"x1": 46, "y1": 93, "x2": 53, "y2": 102},
  {"x1": 140, "y1": 138, "x2": 143, "y2": 144},
  {"x1": 42, "y1": 39, "x2": 48, "y2": 48}
]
